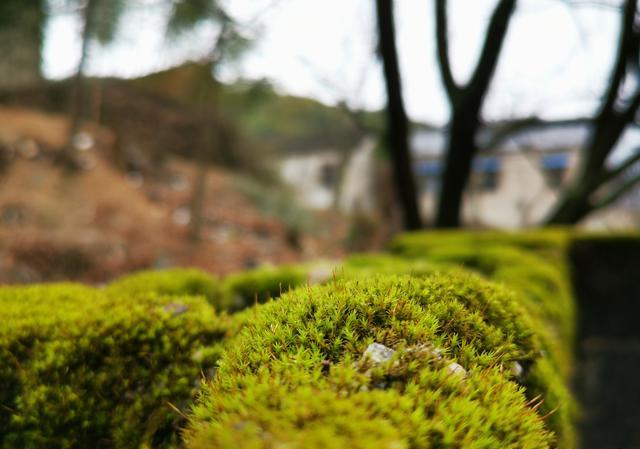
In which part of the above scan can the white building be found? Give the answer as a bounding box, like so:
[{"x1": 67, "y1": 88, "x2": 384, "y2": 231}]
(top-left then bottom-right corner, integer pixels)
[
  {"x1": 277, "y1": 122, "x2": 640, "y2": 229},
  {"x1": 412, "y1": 123, "x2": 640, "y2": 228},
  {"x1": 278, "y1": 137, "x2": 378, "y2": 214}
]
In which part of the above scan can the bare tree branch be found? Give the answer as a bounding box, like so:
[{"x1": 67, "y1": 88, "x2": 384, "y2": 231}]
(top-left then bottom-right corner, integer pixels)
[
  {"x1": 481, "y1": 116, "x2": 592, "y2": 150},
  {"x1": 435, "y1": 0, "x2": 460, "y2": 101},
  {"x1": 598, "y1": 0, "x2": 637, "y2": 120},
  {"x1": 600, "y1": 148, "x2": 640, "y2": 184},
  {"x1": 467, "y1": 0, "x2": 517, "y2": 105},
  {"x1": 593, "y1": 171, "x2": 640, "y2": 210},
  {"x1": 376, "y1": 0, "x2": 422, "y2": 229},
  {"x1": 562, "y1": 0, "x2": 623, "y2": 11}
]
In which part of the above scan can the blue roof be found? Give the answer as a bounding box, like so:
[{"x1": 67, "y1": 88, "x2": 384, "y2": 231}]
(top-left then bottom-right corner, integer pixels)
[
  {"x1": 415, "y1": 161, "x2": 443, "y2": 176},
  {"x1": 473, "y1": 157, "x2": 501, "y2": 172},
  {"x1": 541, "y1": 153, "x2": 570, "y2": 169}
]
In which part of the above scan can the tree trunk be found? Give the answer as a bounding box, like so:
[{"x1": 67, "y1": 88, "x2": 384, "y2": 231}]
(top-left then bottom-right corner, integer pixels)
[
  {"x1": 189, "y1": 115, "x2": 217, "y2": 243},
  {"x1": 0, "y1": 0, "x2": 44, "y2": 89},
  {"x1": 435, "y1": 108, "x2": 478, "y2": 227},
  {"x1": 545, "y1": 187, "x2": 594, "y2": 224},
  {"x1": 433, "y1": 0, "x2": 516, "y2": 228},
  {"x1": 189, "y1": 152, "x2": 208, "y2": 243},
  {"x1": 61, "y1": 0, "x2": 96, "y2": 170},
  {"x1": 375, "y1": 0, "x2": 421, "y2": 230},
  {"x1": 189, "y1": 78, "x2": 220, "y2": 243}
]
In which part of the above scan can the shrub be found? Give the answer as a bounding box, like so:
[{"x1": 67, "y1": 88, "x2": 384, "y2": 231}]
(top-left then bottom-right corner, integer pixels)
[
  {"x1": 0, "y1": 283, "x2": 232, "y2": 449},
  {"x1": 184, "y1": 273, "x2": 575, "y2": 449},
  {"x1": 222, "y1": 264, "x2": 309, "y2": 311},
  {"x1": 106, "y1": 268, "x2": 224, "y2": 308}
]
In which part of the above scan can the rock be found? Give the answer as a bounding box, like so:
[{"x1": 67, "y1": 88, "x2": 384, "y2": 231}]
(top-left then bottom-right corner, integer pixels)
[
  {"x1": 447, "y1": 362, "x2": 467, "y2": 378},
  {"x1": 72, "y1": 131, "x2": 95, "y2": 151},
  {"x1": 511, "y1": 361, "x2": 523, "y2": 377},
  {"x1": 163, "y1": 303, "x2": 189, "y2": 316},
  {"x1": 405, "y1": 343, "x2": 443, "y2": 361},
  {"x1": 172, "y1": 207, "x2": 191, "y2": 226},
  {"x1": 363, "y1": 343, "x2": 395, "y2": 364}
]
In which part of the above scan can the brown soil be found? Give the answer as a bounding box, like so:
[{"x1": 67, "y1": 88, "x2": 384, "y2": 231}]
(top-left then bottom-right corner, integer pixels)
[{"x1": 0, "y1": 106, "x2": 347, "y2": 283}]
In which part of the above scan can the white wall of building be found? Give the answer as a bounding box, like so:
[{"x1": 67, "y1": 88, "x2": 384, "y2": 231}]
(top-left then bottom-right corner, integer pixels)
[
  {"x1": 418, "y1": 149, "x2": 580, "y2": 228},
  {"x1": 278, "y1": 138, "x2": 377, "y2": 213}
]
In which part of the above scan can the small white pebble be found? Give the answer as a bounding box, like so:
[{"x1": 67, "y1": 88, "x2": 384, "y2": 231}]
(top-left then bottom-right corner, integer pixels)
[
  {"x1": 447, "y1": 362, "x2": 466, "y2": 378},
  {"x1": 363, "y1": 343, "x2": 395, "y2": 364},
  {"x1": 511, "y1": 361, "x2": 523, "y2": 377}
]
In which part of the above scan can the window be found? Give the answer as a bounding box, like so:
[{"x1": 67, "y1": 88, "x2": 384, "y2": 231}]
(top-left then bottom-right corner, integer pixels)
[
  {"x1": 415, "y1": 161, "x2": 442, "y2": 193},
  {"x1": 472, "y1": 157, "x2": 501, "y2": 192},
  {"x1": 545, "y1": 169, "x2": 565, "y2": 188},
  {"x1": 540, "y1": 153, "x2": 569, "y2": 188},
  {"x1": 478, "y1": 171, "x2": 498, "y2": 190},
  {"x1": 320, "y1": 163, "x2": 338, "y2": 188}
]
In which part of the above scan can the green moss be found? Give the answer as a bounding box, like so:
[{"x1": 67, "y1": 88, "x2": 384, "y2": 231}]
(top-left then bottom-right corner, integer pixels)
[
  {"x1": 390, "y1": 229, "x2": 570, "y2": 262},
  {"x1": 222, "y1": 264, "x2": 309, "y2": 311},
  {"x1": 1, "y1": 229, "x2": 598, "y2": 448},
  {"x1": 390, "y1": 233, "x2": 575, "y2": 377},
  {"x1": 106, "y1": 268, "x2": 224, "y2": 308},
  {"x1": 185, "y1": 273, "x2": 574, "y2": 448},
  {"x1": 339, "y1": 253, "x2": 440, "y2": 279},
  {"x1": 0, "y1": 283, "x2": 233, "y2": 449}
]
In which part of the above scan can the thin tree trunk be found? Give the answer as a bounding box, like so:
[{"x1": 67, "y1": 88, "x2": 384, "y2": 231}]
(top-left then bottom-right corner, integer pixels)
[
  {"x1": 62, "y1": 0, "x2": 96, "y2": 170},
  {"x1": 189, "y1": 144, "x2": 209, "y2": 243},
  {"x1": 375, "y1": 0, "x2": 421, "y2": 230},
  {"x1": 189, "y1": 115, "x2": 216, "y2": 243},
  {"x1": 435, "y1": 108, "x2": 479, "y2": 227},
  {"x1": 433, "y1": 0, "x2": 516, "y2": 228},
  {"x1": 189, "y1": 79, "x2": 220, "y2": 243}
]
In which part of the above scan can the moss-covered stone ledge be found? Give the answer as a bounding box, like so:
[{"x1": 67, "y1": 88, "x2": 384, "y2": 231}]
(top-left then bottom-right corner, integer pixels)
[{"x1": 184, "y1": 273, "x2": 576, "y2": 449}]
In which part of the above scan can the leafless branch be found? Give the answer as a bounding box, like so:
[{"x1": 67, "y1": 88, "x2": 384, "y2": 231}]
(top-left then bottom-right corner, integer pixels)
[
  {"x1": 481, "y1": 116, "x2": 592, "y2": 150},
  {"x1": 593, "y1": 171, "x2": 640, "y2": 210},
  {"x1": 467, "y1": 0, "x2": 517, "y2": 105},
  {"x1": 601, "y1": 147, "x2": 640, "y2": 184},
  {"x1": 435, "y1": 0, "x2": 460, "y2": 102}
]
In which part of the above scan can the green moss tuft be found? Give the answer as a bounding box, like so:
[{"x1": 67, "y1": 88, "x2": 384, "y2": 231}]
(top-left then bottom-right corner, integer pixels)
[
  {"x1": 106, "y1": 268, "x2": 224, "y2": 308},
  {"x1": 222, "y1": 264, "x2": 309, "y2": 311},
  {"x1": 0, "y1": 283, "x2": 233, "y2": 449},
  {"x1": 185, "y1": 273, "x2": 574, "y2": 448}
]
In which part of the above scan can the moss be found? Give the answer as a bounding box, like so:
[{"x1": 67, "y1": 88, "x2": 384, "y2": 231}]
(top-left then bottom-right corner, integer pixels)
[
  {"x1": 106, "y1": 268, "x2": 224, "y2": 308},
  {"x1": 222, "y1": 264, "x2": 309, "y2": 311},
  {"x1": 0, "y1": 283, "x2": 233, "y2": 449},
  {"x1": 185, "y1": 274, "x2": 574, "y2": 448},
  {"x1": 390, "y1": 233, "x2": 575, "y2": 376},
  {"x1": 388, "y1": 230, "x2": 580, "y2": 447},
  {"x1": 1, "y1": 229, "x2": 598, "y2": 448},
  {"x1": 390, "y1": 229, "x2": 570, "y2": 263},
  {"x1": 339, "y1": 253, "x2": 440, "y2": 280}
]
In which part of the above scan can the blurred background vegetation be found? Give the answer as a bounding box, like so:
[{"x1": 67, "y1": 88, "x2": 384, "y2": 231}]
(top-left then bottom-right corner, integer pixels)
[{"x1": 0, "y1": 0, "x2": 639, "y2": 284}]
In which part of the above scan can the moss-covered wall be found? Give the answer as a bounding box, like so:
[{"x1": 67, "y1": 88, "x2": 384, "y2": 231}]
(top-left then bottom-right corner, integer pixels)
[
  {"x1": 569, "y1": 234, "x2": 640, "y2": 448},
  {"x1": 1, "y1": 230, "x2": 638, "y2": 448},
  {"x1": 0, "y1": 274, "x2": 235, "y2": 449}
]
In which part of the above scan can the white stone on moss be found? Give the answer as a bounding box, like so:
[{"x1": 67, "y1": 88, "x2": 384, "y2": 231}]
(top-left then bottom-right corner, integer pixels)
[
  {"x1": 363, "y1": 343, "x2": 395, "y2": 364},
  {"x1": 447, "y1": 362, "x2": 467, "y2": 378}
]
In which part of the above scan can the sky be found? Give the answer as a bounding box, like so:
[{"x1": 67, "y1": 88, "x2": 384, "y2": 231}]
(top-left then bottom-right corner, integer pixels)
[{"x1": 43, "y1": 0, "x2": 621, "y2": 126}]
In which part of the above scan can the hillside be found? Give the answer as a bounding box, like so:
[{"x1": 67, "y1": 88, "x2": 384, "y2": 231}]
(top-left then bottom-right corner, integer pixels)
[
  {"x1": 132, "y1": 62, "x2": 374, "y2": 153},
  {"x1": 0, "y1": 106, "x2": 349, "y2": 283}
]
